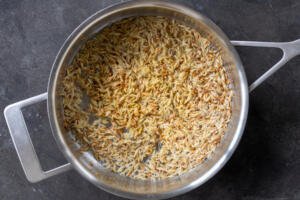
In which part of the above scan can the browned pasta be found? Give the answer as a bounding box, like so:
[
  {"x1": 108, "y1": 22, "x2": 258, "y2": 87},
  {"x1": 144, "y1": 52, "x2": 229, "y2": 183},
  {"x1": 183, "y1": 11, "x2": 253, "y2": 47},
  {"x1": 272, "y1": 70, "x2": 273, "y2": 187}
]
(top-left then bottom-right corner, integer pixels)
[{"x1": 62, "y1": 16, "x2": 233, "y2": 179}]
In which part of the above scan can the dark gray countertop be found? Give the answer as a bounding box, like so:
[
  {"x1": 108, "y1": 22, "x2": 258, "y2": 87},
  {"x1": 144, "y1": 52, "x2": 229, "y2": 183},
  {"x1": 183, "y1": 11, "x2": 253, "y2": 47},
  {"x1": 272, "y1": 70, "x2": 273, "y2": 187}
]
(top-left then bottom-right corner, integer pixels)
[{"x1": 1, "y1": 0, "x2": 300, "y2": 199}]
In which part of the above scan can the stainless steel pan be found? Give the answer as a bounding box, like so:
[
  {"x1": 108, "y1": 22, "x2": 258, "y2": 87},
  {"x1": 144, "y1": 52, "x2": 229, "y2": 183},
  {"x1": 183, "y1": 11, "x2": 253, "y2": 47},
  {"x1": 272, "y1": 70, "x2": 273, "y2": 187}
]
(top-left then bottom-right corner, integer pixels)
[{"x1": 4, "y1": 1, "x2": 300, "y2": 199}]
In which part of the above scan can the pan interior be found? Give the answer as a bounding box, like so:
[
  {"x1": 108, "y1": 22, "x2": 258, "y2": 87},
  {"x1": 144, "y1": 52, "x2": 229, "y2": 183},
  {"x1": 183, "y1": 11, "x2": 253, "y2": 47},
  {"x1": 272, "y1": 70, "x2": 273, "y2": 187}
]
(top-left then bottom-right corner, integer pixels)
[{"x1": 49, "y1": 1, "x2": 248, "y2": 199}]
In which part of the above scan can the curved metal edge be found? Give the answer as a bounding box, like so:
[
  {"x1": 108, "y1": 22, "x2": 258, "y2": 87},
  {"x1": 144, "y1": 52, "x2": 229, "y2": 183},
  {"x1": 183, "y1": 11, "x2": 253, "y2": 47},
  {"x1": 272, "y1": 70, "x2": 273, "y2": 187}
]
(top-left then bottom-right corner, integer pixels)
[
  {"x1": 3, "y1": 93, "x2": 72, "y2": 183},
  {"x1": 47, "y1": 1, "x2": 249, "y2": 199}
]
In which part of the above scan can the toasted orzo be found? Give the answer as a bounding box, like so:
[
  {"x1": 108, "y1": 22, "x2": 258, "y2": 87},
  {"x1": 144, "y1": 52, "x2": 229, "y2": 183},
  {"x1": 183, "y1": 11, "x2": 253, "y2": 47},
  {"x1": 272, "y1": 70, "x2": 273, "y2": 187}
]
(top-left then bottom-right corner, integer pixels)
[{"x1": 62, "y1": 16, "x2": 233, "y2": 179}]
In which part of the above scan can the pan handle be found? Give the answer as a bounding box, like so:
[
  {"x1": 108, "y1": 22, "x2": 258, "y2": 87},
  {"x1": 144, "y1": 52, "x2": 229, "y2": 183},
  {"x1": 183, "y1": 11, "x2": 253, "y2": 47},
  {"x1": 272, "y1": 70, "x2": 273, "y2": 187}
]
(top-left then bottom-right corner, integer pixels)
[
  {"x1": 4, "y1": 93, "x2": 72, "y2": 183},
  {"x1": 231, "y1": 39, "x2": 300, "y2": 92}
]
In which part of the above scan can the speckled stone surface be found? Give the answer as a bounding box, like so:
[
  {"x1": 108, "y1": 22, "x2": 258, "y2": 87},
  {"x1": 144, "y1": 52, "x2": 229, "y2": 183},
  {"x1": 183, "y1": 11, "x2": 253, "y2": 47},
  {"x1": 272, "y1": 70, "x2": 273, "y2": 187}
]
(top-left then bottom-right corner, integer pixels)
[{"x1": 1, "y1": 0, "x2": 300, "y2": 199}]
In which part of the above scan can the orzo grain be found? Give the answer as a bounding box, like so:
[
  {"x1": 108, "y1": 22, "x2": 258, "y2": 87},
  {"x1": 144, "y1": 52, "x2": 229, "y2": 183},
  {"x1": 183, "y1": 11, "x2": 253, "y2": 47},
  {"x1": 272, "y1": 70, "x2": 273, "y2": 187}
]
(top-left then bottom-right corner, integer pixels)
[{"x1": 62, "y1": 16, "x2": 233, "y2": 179}]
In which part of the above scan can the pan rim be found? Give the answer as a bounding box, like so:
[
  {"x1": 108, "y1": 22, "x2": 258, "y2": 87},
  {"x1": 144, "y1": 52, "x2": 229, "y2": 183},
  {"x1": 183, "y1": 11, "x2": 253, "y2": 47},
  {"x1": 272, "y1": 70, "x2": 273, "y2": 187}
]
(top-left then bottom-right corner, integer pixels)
[{"x1": 47, "y1": 1, "x2": 249, "y2": 199}]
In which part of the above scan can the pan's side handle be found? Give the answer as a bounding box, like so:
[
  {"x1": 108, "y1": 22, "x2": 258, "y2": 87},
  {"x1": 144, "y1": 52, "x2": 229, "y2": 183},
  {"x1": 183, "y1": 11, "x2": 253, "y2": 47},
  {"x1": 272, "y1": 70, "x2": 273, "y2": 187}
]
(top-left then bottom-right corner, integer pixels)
[
  {"x1": 231, "y1": 39, "x2": 300, "y2": 92},
  {"x1": 4, "y1": 93, "x2": 72, "y2": 183}
]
